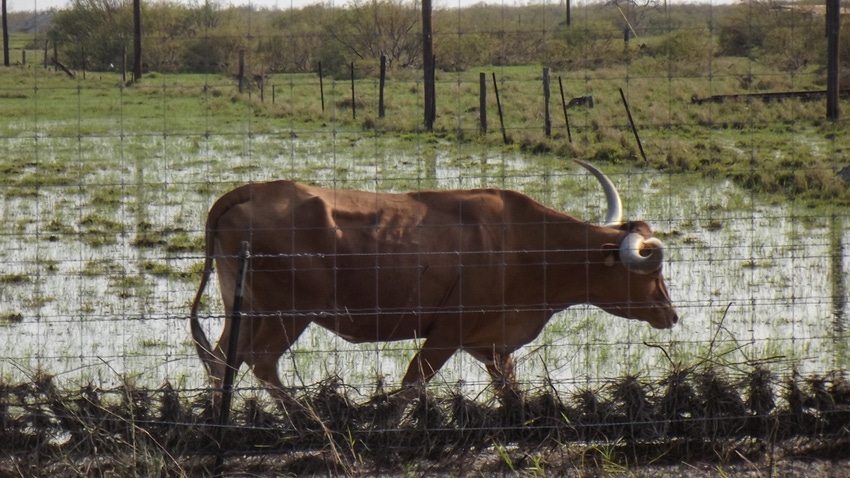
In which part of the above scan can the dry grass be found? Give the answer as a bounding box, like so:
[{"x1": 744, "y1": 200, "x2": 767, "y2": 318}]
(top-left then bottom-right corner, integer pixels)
[{"x1": 2, "y1": 368, "x2": 850, "y2": 476}]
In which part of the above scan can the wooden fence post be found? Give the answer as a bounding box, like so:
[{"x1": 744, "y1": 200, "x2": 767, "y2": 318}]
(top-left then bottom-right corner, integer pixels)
[
  {"x1": 318, "y1": 62, "x2": 325, "y2": 112},
  {"x1": 826, "y1": 0, "x2": 840, "y2": 120},
  {"x1": 558, "y1": 76, "x2": 572, "y2": 143},
  {"x1": 492, "y1": 72, "x2": 508, "y2": 145},
  {"x1": 479, "y1": 72, "x2": 487, "y2": 135},
  {"x1": 543, "y1": 67, "x2": 551, "y2": 137},
  {"x1": 238, "y1": 50, "x2": 245, "y2": 94},
  {"x1": 619, "y1": 87, "x2": 646, "y2": 161},
  {"x1": 350, "y1": 62, "x2": 356, "y2": 120},
  {"x1": 379, "y1": 55, "x2": 386, "y2": 118}
]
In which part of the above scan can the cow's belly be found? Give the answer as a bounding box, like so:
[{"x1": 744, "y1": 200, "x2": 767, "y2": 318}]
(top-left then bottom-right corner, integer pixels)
[{"x1": 310, "y1": 312, "x2": 436, "y2": 343}]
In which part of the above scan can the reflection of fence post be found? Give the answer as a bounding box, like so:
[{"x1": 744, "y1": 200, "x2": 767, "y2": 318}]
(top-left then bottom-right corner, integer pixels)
[
  {"x1": 213, "y1": 241, "x2": 250, "y2": 478},
  {"x1": 479, "y1": 72, "x2": 487, "y2": 135},
  {"x1": 830, "y1": 214, "x2": 846, "y2": 335}
]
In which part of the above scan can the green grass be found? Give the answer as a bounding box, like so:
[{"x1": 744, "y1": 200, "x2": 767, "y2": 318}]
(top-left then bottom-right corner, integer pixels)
[
  {"x1": 0, "y1": 312, "x2": 24, "y2": 325},
  {"x1": 2, "y1": 59, "x2": 847, "y2": 205}
]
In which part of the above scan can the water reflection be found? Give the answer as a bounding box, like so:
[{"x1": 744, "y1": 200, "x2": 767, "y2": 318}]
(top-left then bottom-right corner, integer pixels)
[{"x1": 831, "y1": 214, "x2": 847, "y2": 336}]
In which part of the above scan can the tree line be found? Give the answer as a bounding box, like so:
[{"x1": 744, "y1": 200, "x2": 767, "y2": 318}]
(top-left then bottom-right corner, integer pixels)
[{"x1": 21, "y1": 0, "x2": 848, "y2": 79}]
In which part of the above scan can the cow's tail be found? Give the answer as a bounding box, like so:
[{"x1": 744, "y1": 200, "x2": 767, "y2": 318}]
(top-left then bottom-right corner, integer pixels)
[
  {"x1": 189, "y1": 235, "x2": 218, "y2": 376},
  {"x1": 189, "y1": 183, "x2": 259, "y2": 377}
]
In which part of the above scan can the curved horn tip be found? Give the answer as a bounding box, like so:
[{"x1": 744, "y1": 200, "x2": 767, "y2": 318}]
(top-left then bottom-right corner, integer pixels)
[
  {"x1": 620, "y1": 233, "x2": 665, "y2": 274},
  {"x1": 574, "y1": 160, "x2": 623, "y2": 227}
]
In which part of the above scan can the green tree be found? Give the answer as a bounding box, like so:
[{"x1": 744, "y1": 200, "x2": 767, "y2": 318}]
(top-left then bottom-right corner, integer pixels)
[
  {"x1": 324, "y1": 0, "x2": 421, "y2": 77},
  {"x1": 647, "y1": 28, "x2": 714, "y2": 75},
  {"x1": 261, "y1": 5, "x2": 332, "y2": 73},
  {"x1": 760, "y1": 25, "x2": 824, "y2": 74},
  {"x1": 50, "y1": 0, "x2": 132, "y2": 71},
  {"x1": 141, "y1": 3, "x2": 197, "y2": 73},
  {"x1": 553, "y1": 18, "x2": 621, "y2": 70},
  {"x1": 183, "y1": 5, "x2": 251, "y2": 74}
]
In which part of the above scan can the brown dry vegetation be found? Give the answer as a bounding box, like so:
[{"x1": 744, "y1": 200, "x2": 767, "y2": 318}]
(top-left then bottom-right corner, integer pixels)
[{"x1": 2, "y1": 368, "x2": 849, "y2": 476}]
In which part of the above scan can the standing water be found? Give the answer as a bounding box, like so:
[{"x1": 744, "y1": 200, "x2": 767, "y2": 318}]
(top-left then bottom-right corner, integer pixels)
[{"x1": 0, "y1": 136, "x2": 847, "y2": 397}]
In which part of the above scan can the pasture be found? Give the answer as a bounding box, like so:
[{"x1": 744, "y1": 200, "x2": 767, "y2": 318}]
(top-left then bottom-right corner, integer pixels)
[{"x1": 0, "y1": 61, "x2": 848, "y2": 474}]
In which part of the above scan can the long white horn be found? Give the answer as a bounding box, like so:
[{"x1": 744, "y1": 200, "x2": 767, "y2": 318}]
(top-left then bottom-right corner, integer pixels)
[
  {"x1": 620, "y1": 233, "x2": 665, "y2": 274},
  {"x1": 574, "y1": 159, "x2": 623, "y2": 227}
]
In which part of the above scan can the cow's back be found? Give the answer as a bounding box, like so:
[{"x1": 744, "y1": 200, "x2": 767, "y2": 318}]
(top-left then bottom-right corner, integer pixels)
[{"x1": 207, "y1": 181, "x2": 565, "y2": 341}]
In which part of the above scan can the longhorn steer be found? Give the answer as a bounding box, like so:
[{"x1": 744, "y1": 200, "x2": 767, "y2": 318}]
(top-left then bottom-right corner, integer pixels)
[{"x1": 190, "y1": 160, "x2": 677, "y2": 402}]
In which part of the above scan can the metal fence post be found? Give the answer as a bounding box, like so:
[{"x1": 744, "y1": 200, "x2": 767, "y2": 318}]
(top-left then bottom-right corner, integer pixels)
[{"x1": 214, "y1": 241, "x2": 250, "y2": 477}]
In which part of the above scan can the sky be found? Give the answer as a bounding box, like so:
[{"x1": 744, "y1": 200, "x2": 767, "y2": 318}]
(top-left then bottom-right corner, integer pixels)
[{"x1": 8, "y1": 0, "x2": 735, "y2": 13}]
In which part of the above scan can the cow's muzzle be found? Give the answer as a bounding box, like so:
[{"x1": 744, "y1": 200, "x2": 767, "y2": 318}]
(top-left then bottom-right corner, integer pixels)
[{"x1": 648, "y1": 308, "x2": 678, "y2": 329}]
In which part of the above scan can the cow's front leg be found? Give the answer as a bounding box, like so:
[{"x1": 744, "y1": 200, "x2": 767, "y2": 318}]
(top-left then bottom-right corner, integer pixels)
[
  {"x1": 468, "y1": 347, "x2": 521, "y2": 404},
  {"x1": 486, "y1": 352, "x2": 521, "y2": 404}
]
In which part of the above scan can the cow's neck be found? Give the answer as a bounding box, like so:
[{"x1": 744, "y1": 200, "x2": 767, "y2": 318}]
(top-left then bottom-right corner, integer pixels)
[{"x1": 538, "y1": 218, "x2": 625, "y2": 307}]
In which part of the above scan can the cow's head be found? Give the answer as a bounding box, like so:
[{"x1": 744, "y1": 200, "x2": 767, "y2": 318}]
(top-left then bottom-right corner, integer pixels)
[{"x1": 576, "y1": 160, "x2": 678, "y2": 330}]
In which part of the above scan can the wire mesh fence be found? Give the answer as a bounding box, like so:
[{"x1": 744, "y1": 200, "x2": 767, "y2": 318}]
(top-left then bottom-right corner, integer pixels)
[{"x1": 1, "y1": 0, "x2": 850, "y2": 474}]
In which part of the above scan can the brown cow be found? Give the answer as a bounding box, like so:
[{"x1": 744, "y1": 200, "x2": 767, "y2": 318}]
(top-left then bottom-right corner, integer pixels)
[{"x1": 189, "y1": 160, "x2": 677, "y2": 403}]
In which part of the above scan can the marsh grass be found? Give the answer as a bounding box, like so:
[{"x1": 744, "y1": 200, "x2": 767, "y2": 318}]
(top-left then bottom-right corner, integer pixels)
[{"x1": 0, "y1": 312, "x2": 25, "y2": 325}]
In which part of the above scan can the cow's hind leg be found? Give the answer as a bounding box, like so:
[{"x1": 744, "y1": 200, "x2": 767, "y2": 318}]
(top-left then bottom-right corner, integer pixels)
[
  {"x1": 241, "y1": 313, "x2": 310, "y2": 410},
  {"x1": 387, "y1": 337, "x2": 457, "y2": 401},
  {"x1": 487, "y1": 352, "x2": 522, "y2": 404},
  {"x1": 374, "y1": 337, "x2": 457, "y2": 406},
  {"x1": 401, "y1": 338, "x2": 458, "y2": 386}
]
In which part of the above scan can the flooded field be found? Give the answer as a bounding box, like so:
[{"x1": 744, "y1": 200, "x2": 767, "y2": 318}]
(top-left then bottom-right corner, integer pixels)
[{"x1": 0, "y1": 133, "x2": 847, "y2": 398}]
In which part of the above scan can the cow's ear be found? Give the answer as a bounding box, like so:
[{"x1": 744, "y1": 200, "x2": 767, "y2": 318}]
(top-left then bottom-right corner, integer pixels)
[{"x1": 602, "y1": 243, "x2": 618, "y2": 267}]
